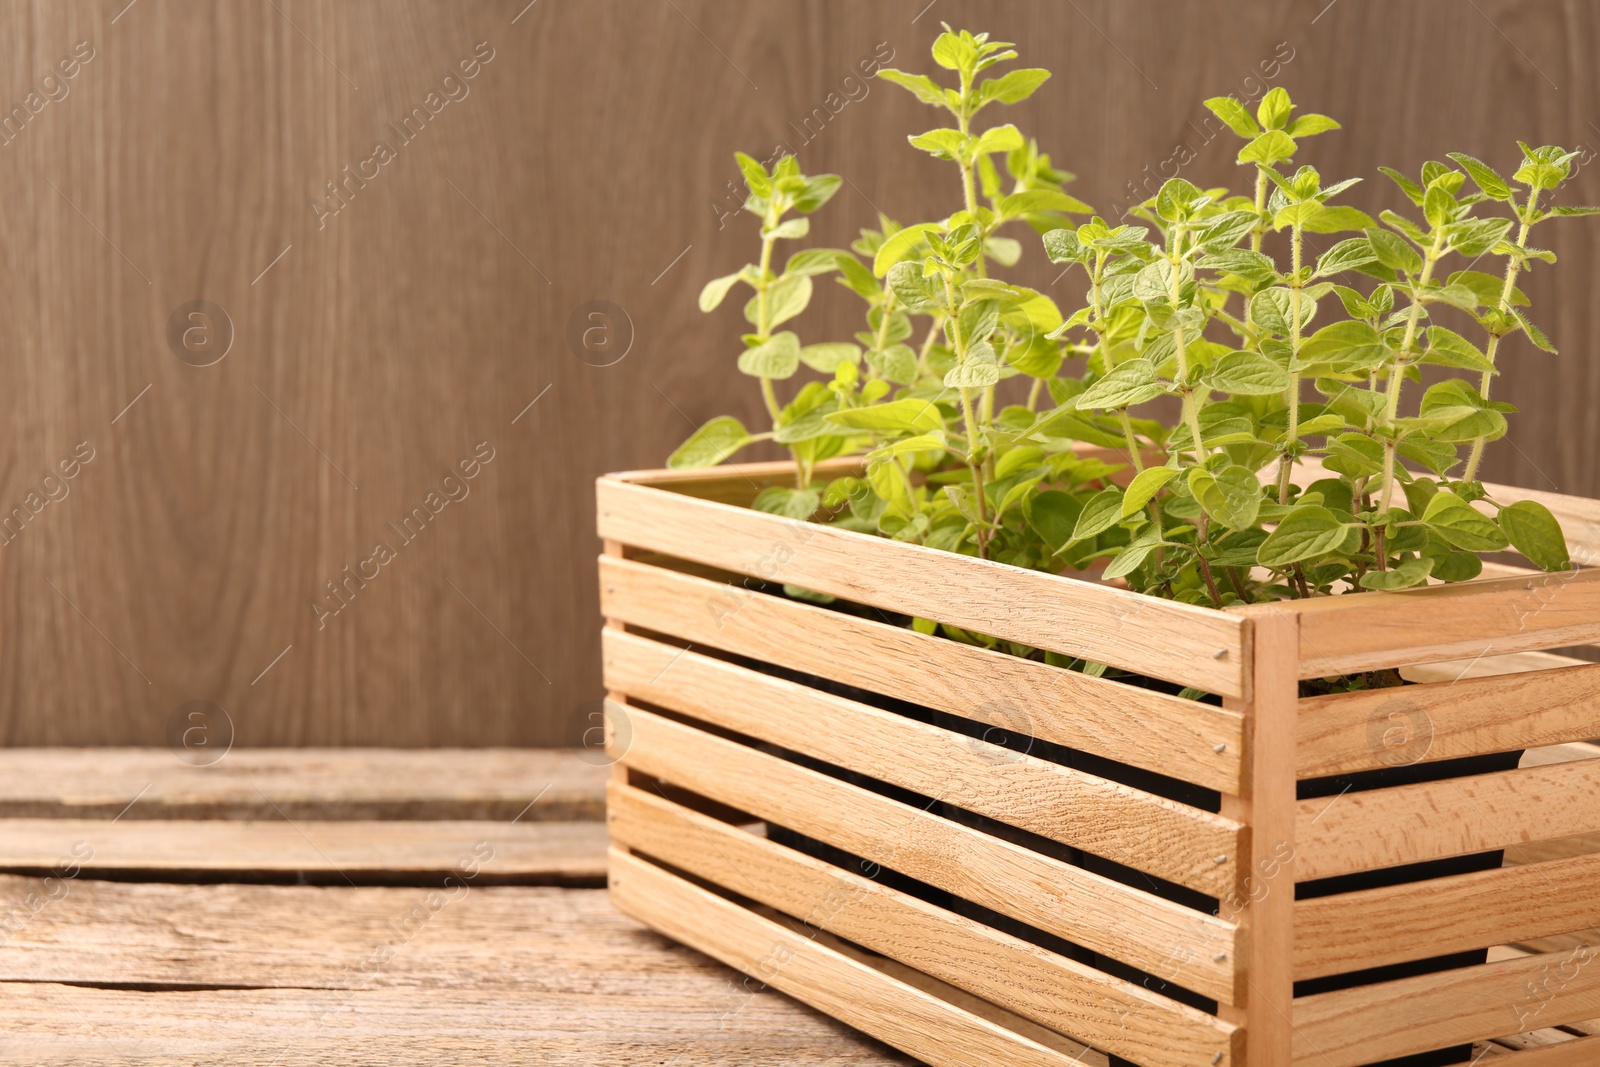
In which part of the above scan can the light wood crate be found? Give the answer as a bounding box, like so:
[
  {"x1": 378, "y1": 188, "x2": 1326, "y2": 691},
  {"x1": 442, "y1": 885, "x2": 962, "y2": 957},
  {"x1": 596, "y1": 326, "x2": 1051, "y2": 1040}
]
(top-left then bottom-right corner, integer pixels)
[{"x1": 596, "y1": 457, "x2": 1600, "y2": 1067}]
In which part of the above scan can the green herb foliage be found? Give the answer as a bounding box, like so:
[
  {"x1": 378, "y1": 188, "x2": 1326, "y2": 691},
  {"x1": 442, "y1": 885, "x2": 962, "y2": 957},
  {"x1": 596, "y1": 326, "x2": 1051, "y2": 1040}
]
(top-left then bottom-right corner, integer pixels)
[{"x1": 673, "y1": 25, "x2": 1593, "y2": 615}]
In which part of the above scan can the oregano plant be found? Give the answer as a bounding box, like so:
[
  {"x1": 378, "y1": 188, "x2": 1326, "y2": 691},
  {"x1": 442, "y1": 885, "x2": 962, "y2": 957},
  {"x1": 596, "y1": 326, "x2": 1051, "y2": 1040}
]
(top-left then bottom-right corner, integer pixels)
[{"x1": 671, "y1": 25, "x2": 1595, "y2": 667}]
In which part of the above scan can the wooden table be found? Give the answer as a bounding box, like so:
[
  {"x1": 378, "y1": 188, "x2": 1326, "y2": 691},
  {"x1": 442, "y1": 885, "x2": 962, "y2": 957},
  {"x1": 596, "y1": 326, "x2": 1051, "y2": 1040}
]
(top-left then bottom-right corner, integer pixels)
[{"x1": 0, "y1": 748, "x2": 1592, "y2": 1065}]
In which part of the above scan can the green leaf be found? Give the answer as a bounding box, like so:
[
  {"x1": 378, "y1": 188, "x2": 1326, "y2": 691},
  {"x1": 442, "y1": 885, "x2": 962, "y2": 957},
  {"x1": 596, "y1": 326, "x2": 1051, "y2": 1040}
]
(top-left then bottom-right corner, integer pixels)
[
  {"x1": 1239, "y1": 130, "x2": 1296, "y2": 165},
  {"x1": 1420, "y1": 327, "x2": 1495, "y2": 373},
  {"x1": 1294, "y1": 321, "x2": 1388, "y2": 374},
  {"x1": 908, "y1": 127, "x2": 967, "y2": 160},
  {"x1": 1302, "y1": 205, "x2": 1378, "y2": 234},
  {"x1": 734, "y1": 152, "x2": 770, "y2": 197},
  {"x1": 1447, "y1": 217, "x2": 1513, "y2": 258},
  {"x1": 668, "y1": 416, "x2": 753, "y2": 469},
  {"x1": 876, "y1": 68, "x2": 948, "y2": 108},
  {"x1": 1511, "y1": 308, "x2": 1557, "y2": 353},
  {"x1": 1071, "y1": 486, "x2": 1126, "y2": 541},
  {"x1": 1122, "y1": 466, "x2": 1179, "y2": 517},
  {"x1": 785, "y1": 248, "x2": 848, "y2": 277},
  {"x1": 768, "y1": 217, "x2": 810, "y2": 241},
  {"x1": 1315, "y1": 237, "x2": 1379, "y2": 277},
  {"x1": 1029, "y1": 490, "x2": 1084, "y2": 549},
  {"x1": 1359, "y1": 556, "x2": 1435, "y2": 590},
  {"x1": 792, "y1": 174, "x2": 842, "y2": 213},
  {"x1": 1042, "y1": 227, "x2": 1085, "y2": 264},
  {"x1": 1207, "y1": 349, "x2": 1290, "y2": 395},
  {"x1": 1256, "y1": 86, "x2": 1292, "y2": 130},
  {"x1": 826, "y1": 397, "x2": 945, "y2": 434},
  {"x1": 1195, "y1": 210, "x2": 1258, "y2": 251},
  {"x1": 1001, "y1": 189, "x2": 1094, "y2": 217},
  {"x1": 737, "y1": 331, "x2": 802, "y2": 379},
  {"x1": 979, "y1": 68, "x2": 1050, "y2": 105},
  {"x1": 752, "y1": 486, "x2": 821, "y2": 520},
  {"x1": 798, "y1": 342, "x2": 862, "y2": 373},
  {"x1": 1548, "y1": 205, "x2": 1600, "y2": 217},
  {"x1": 1499, "y1": 499, "x2": 1570, "y2": 571},
  {"x1": 872, "y1": 222, "x2": 942, "y2": 277},
  {"x1": 1204, "y1": 96, "x2": 1260, "y2": 138},
  {"x1": 1258, "y1": 505, "x2": 1352, "y2": 567},
  {"x1": 886, "y1": 261, "x2": 939, "y2": 312},
  {"x1": 753, "y1": 275, "x2": 812, "y2": 328},
  {"x1": 1103, "y1": 525, "x2": 1163, "y2": 580},
  {"x1": 699, "y1": 271, "x2": 745, "y2": 313},
  {"x1": 1379, "y1": 166, "x2": 1426, "y2": 206},
  {"x1": 930, "y1": 30, "x2": 971, "y2": 72},
  {"x1": 1367, "y1": 227, "x2": 1423, "y2": 274},
  {"x1": 971, "y1": 123, "x2": 1025, "y2": 157},
  {"x1": 1077, "y1": 358, "x2": 1164, "y2": 410},
  {"x1": 1423, "y1": 185, "x2": 1456, "y2": 228},
  {"x1": 865, "y1": 344, "x2": 918, "y2": 385},
  {"x1": 1287, "y1": 113, "x2": 1341, "y2": 137},
  {"x1": 944, "y1": 360, "x2": 1003, "y2": 389},
  {"x1": 1423, "y1": 492, "x2": 1509, "y2": 551},
  {"x1": 1447, "y1": 152, "x2": 1512, "y2": 201},
  {"x1": 1189, "y1": 464, "x2": 1262, "y2": 529}
]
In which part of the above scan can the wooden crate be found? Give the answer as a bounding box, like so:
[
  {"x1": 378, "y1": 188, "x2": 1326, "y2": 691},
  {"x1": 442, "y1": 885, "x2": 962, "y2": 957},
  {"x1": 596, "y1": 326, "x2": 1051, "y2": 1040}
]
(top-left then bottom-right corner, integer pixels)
[{"x1": 596, "y1": 458, "x2": 1600, "y2": 1067}]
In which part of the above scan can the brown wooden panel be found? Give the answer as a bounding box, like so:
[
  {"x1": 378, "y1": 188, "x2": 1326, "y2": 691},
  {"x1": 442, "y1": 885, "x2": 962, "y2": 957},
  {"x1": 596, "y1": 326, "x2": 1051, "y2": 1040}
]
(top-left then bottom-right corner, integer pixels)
[{"x1": 1, "y1": 1, "x2": 1596, "y2": 743}]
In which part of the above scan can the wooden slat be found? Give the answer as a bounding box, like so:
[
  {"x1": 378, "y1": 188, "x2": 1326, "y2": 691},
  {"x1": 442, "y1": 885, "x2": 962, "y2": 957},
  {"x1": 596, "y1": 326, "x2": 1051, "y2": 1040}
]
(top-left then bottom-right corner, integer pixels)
[
  {"x1": 0, "y1": 748, "x2": 606, "y2": 821},
  {"x1": 612, "y1": 702, "x2": 1241, "y2": 1003},
  {"x1": 0, "y1": 819, "x2": 606, "y2": 884},
  {"x1": 1294, "y1": 851, "x2": 1600, "y2": 979},
  {"x1": 607, "y1": 782, "x2": 1239, "y2": 1067},
  {"x1": 1296, "y1": 756, "x2": 1600, "y2": 880},
  {"x1": 1405, "y1": 649, "x2": 1591, "y2": 683},
  {"x1": 597, "y1": 555, "x2": 1245, "y2": 793},
  {"x1": 1294, "y1": 947, "x2": 1600, "y2": 1066},
  {"x1": 596, "y1": 478, "x2": 1250, "y2": 696},
  {"x1": 609, "y1": 848, "x2": 1099, "y2": 1067},
  {"x1": 1296, "y1": 662, "x2": 1600, "y2": 778},
  {"x1": 1234, "y1": 567, "x2": 1600, "y2": 679},
  {"x1": 1218, "y1": 608, "x2": 1300, "y2": 1066},
  {"x1": 604, "y1": 629, "x2": 1242, "y2": 895},
  {"x1": 1479, "y1": 1037, "x2": 1600, "y2": 1066}
]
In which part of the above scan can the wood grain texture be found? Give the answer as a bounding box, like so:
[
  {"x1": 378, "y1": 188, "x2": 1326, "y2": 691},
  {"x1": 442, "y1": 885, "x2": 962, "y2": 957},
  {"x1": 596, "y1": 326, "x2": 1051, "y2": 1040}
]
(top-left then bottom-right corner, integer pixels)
[
  {"x1": 612, "y1": 700, "x2": 1243, "y2": 1003},
  {"x1": 0, "y1": 748, "x2": 606, "y2": 820},
  {"x1": 603, "y1": 628, "x2": 1244, "y2": 895},
  {"x1": 1219, "y1": 608, "x2": 1300, "y2": 1064},
  {"x1": 1294, "y1": 851, "x2": 1600, "y2": 980},
  {"x1": 598, "y1": 554, "x2": 1246, "y2": 792},
  {"x1": 1294, "y1": 947, "x2": 1600, "y2": 1066},
  {"x1": 609, "y1": 848, "x2": 1097, "y2": 1067},
  {"x1": 1296, "y1": 662, "x2": 1600, "y2": 778},
  {"x1": 1296, "y1": 756, "x2": 1600, "y2": 880},
  {"x1": 1, "y1": 0, "x2": 1597, "y2": 744},
  {"x1": 0, "y1": 883, "x2": 910, "y2": 1065},
  {"x1": 0, "y1": 817, "x2": 605, "y2": 884},
  {"x1": 598, "y1": 477, "x2": 1251, "y2": 695},
  {"x1": 608, "y1": 783, "x2": 1239, "y2": 1067}
]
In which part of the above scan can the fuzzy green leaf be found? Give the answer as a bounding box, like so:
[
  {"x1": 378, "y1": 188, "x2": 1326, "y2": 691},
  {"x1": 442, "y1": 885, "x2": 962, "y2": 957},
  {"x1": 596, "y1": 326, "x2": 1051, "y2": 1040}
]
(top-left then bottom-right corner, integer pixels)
[
  {"x1": 1077, "y1": 358, "x2": 1164, "y2": 410},
  {"x1": 1207, "y1": 349, "x2": 1290, "y2": 395},
  {"x1": 1423, "y1": 492, "x2": 1509, "y2": 551},
  {"x1": 1204, "y1": 96, "x2": 1260, "y2": 138},
  {"x1": 876, "y1": 68, "x2": 949, "y2": 108},
  {"x1": 668, "y1": 416, "x2": 753, "y2": 469},
  {"x1": 1071, "y1": 486, "x2": 1126, "y2": 541},
  {"x1": 1122, "y1": 466, "x2": 1180, "y2": 517},
  {"x1": 1258, "y1": 505, "x2": 1353, "y2": 567},
  {"x1": 827, "y1": 397, "x2": 944, "y2": 435},
  {"x1": 1499, "y1": 499, "x2": 1570, "y2": 572}
]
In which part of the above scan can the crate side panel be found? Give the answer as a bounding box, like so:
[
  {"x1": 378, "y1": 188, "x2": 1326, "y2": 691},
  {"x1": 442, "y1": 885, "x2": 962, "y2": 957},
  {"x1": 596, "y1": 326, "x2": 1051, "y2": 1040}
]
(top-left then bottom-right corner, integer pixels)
[
  {"x1": 609, "y1": 702, "x2": 1241, "y2": 1004},
  {"x1": 598, "y1": 554, "x2": 1246, "y2": 794},
  {"x1": 597, "y1": 479, "x2": 1250, "y2": 696},
  {"x1": 604, "y1": 629, "x2": 1242, "y2": 896},
  {"x1": 608, "y1": 783, "x2": 1240, "y2": 1067}
]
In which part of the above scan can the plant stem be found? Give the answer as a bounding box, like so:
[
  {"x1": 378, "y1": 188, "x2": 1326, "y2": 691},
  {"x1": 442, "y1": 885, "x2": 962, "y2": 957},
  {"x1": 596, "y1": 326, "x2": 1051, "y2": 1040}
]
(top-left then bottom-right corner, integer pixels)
[
  {"x1": 755, "y1": 218, "x2": 783, "y2": 423},
  {"x1": 1276, "y1": 221, "x2": 1306, "y2": 505},
  {"x1": 956, "y1": 71, "x2": 987, "y2": 280},
  {"x1": 1118, "y1": 409, "x2": 1145, "y2": 473},
  {"x1": 1167, "y1": 235, "x2": 1207, "y2": 462},
  {"x1": 1250, "y1": 167, "x2": 1269, "y2": 254},
  {"x1": 1463, "y1": 189, "x2": 1539, "y2": 483},
  {"x1": 1376, "y1": 227, "x2": 1447, "y2": 517},
  {"x1": 943, "y1": 272, "x2": 991, "y2": 558}
]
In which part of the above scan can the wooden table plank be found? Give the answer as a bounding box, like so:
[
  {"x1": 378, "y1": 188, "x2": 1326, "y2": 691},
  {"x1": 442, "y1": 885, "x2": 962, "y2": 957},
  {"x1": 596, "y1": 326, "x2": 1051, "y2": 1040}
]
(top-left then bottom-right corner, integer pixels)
[
  {"x1": 0, "y1": 983, "x2": 911, "y2": 1066},
  {"x1": 0, "y1": 820, "x2": 606, "y2": 884},
  {"x1": 0, "y1": 749, "x2": 607, "y2": 821},
  {"x1": 0, "y1": 880, "x2": 912, "y2": 1065}
]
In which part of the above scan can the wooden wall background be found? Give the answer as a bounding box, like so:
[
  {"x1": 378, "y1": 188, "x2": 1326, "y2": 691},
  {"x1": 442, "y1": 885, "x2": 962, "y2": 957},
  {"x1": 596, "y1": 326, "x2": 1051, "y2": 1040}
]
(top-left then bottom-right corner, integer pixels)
[{"x1": 0, "y1": 0, "x2": 1595, "y2": 747}]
